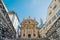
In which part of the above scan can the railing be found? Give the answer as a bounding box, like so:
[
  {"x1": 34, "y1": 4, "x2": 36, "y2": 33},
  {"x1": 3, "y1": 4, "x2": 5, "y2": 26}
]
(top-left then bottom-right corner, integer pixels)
[
  {"x1": 42, "y1": 18, "x2": 60, "y2": 40},
  {"x1": 46, "y1": 17, "x2": 60, "y2": 37},
  {"x1": 0, "y1": 10, "x2": 16, "y2": 39}
]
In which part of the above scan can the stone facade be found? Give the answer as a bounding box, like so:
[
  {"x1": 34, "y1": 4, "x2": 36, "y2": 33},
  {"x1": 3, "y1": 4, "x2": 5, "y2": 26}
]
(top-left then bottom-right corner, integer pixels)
[
  {"x1": 20, "y1": 17, "x2": 41, "y2": 39},
  {"x1": 39, "y1": 0, "x2": 60, "y2": 40}
]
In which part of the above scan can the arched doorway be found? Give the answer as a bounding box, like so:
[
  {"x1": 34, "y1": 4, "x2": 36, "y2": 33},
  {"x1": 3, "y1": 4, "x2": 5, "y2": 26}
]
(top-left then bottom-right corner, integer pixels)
[{"x1": 28, "y1": 34, "x2": 31, "y2": 38}]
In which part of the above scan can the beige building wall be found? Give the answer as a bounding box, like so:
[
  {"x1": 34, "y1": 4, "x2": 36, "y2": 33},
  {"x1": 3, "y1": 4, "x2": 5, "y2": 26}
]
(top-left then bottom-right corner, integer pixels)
[
  {"x1": 47, "y1": 0, "x2": 60, "y2": 21},
  {"x1": 40, "y1": 0, "x2": 60, "y2": 38}
]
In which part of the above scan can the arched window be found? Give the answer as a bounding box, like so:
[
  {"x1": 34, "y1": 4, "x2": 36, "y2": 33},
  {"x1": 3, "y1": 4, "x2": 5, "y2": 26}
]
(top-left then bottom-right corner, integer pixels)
[
  {"x1": 28, "y1": 34, "x2": 31, "y2": 38},
  {"x1": 33, "y1": 34, "x2": 36, "y2": 37}
]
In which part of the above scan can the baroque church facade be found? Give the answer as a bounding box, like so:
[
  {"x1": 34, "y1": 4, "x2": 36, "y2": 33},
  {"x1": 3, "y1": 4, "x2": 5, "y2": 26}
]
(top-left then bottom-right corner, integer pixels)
[{"x1": 20, "y1": 17, "x2": 41, "y2": 38}]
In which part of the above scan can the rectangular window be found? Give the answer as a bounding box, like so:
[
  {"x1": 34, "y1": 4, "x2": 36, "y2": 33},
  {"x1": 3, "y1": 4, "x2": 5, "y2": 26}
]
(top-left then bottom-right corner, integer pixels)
[
  {"x1": 57, "y1": 10, "x2": 60, "y2": 16},
  {"x1": 53, "y1": 5, "x2": 57, "y2": 10},
  {"x1": 49, "y1": 12, "x2": 52, "y2": 15},
  {"x1": 59, "y1": 0, "x2": 60, "y2": 2},
  {"x1": 52, "y1": 15, "x2": 56, "y2": 21},
  {"x1": 49, "y1": 20, "x2": 51, "y2": 24}
]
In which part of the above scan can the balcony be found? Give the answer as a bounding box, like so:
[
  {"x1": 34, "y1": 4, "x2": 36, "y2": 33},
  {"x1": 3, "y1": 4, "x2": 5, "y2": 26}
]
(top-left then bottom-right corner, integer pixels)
[{"x1": 46, "y1": 18, "x2": 60, "y2": 37}]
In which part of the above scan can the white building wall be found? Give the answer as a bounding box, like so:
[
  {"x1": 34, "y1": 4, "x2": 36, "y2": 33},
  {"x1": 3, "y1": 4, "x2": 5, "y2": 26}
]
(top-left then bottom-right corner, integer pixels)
[
  {"x1": 13, "y1": 15, "x2": 19, "y2": 32},
  {"x1": 9, "y1": 14, "x2": 19, "y2": 32},
  {"x1": 9, "y1": 14, "x2": 13, "y2": 21}
]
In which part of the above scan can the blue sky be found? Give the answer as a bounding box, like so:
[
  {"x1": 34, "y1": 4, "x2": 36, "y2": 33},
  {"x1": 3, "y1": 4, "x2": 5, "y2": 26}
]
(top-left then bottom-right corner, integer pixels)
[{"x1": 4, "y1": 0, "x2": 52, "y2": 25}]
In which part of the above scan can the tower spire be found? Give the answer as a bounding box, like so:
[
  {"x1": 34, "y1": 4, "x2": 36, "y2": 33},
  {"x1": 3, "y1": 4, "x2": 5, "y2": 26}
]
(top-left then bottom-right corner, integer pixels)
[
  {"x1": 34, "y1": 17, "x2": 36, "y2": 20},
  {"x1": 29, "y1": 16, "x2": 30, "y2": 19},
  {"x1": 40, "y1": 18, "x2": 43, "y2": 24}
]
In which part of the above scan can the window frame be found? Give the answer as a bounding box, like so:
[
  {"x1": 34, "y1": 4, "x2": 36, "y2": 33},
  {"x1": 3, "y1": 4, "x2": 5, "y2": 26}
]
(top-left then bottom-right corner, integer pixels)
[
  {"x1": 49, "y1": 12, "x2": 52, "y2": 15},
  {"x1": 57, "y1": 10, "x2": 60, "y2": 16},
  {"x1": 53, "y1": 4, "x2": 57, "y2": 10},
  {"x1": 52, "y1": 15, "x2": 56, "y2": 21}
]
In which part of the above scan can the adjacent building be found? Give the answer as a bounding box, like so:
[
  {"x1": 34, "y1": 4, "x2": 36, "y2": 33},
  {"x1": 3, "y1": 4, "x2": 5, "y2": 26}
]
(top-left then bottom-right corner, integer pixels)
[
  {"x1": 40, "y1": 0, "x2": 60, "y2": 40},
  {"x1": 8, "y1": 11, "x2": 20, "y2": 38},
  {"x1": 0, "y1": 0, "x2": 16, "y2": 40},
  {"x1": 8, "y1": 11, "x2": 20, "y2": 32}
]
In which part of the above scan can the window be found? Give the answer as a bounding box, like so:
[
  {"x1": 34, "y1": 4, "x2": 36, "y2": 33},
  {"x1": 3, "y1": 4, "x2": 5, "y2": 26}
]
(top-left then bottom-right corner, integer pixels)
[
  {"x1": 49, "y1": 12, "x2": 52, "y2": 15},
  {"x1": 55, "y1": 0, "x2": 56, "y2": 1},
  {"x1": 52, "y1": 15, "x2": 56, "y2": 21},
  {"x1": 46, "y1": 23, "x2": 49, "y2": 27},
  {"x1": 28, "y1": 34, "x2": 31, "y2": 38},
  {"x1": 38, "y1": 35, "x2": 41, "y2": 38},
  {"x1": 49, "y1": 20, "x2": 51, "y2": 24},
  {"x1": 58, "y1": 0, "x2": 60, "y2": 2},
  {"x1": 33, "y1": 34, "x2": 36, "y2": 37},
  {"x1": 53, "y1": 5, "x2": 57, "y2": 10},
  {"x1": 23, "y1": 34, "x2": 25, "y2": 37},
  {"x1": 50, "y1": 6, "x2": 52, "y2": 8},
  {"x1": 57, "y1": 10, "x2": 60, "y2": 16}
]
